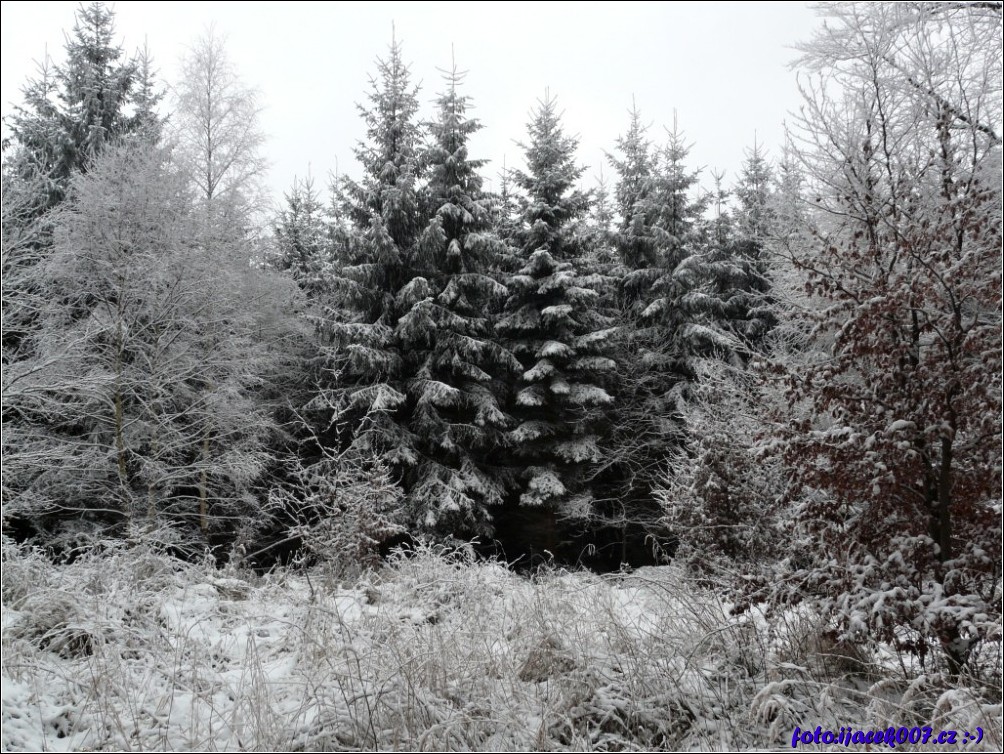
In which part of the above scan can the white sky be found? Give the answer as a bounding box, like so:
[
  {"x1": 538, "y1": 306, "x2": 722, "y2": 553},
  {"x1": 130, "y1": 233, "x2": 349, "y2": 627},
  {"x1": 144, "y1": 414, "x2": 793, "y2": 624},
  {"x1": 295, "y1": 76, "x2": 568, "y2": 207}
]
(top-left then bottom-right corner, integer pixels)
[{"x1": 1, "y1": 1, "x2": 821, "y2": 209}]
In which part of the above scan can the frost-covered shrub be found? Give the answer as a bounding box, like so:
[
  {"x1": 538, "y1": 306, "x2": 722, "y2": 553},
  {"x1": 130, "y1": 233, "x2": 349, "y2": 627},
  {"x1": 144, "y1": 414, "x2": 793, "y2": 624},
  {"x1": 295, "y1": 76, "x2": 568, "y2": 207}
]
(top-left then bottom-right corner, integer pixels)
[
  {"x1": 269, "y1": 446, "x2": 405, "y2": 579},
  {"x1": 1, "y1": 537, "x2": 50, "y2": 608},
  {"x1": 768, "y1": 3, "x2": 1002, "y2": 677},
  {"x1": 659, "y1": 359, "x2": 789, "y2": 584}
]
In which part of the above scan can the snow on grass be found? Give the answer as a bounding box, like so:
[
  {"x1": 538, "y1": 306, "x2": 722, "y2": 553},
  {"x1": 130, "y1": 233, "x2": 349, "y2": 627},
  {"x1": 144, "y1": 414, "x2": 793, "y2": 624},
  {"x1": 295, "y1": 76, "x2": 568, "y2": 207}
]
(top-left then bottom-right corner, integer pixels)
[{"x1": 1, "y1": 540, "x2": 1001, "y2": 751}]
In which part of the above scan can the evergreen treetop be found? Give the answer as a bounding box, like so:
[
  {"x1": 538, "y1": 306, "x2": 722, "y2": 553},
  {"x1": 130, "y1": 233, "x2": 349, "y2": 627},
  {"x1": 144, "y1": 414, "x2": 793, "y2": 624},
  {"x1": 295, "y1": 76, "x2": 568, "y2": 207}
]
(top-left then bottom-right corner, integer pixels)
[
  {"x1": 499, "y1": 93, "x2": 615, "y2": 512},
  {"x1": 512, "y1": 93, "x2": 590, "y2": 261},
  {"x1": 4, "y1": 2, "x2": 142, "y2": 214}
]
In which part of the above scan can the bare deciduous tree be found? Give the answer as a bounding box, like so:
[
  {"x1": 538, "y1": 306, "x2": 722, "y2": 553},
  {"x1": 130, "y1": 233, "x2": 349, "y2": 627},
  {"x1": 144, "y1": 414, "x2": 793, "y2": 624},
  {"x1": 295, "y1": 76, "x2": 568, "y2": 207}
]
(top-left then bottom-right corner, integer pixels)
[{"x1": 172, "y1": 25, "x2": 268, "y2": 231}]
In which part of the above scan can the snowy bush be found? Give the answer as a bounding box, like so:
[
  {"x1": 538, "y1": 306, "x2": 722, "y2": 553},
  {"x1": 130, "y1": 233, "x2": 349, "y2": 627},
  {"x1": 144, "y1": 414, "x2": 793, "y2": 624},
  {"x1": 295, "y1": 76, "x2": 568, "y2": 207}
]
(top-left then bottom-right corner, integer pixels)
[{"x1": 266, "y1": 444, "x2": 405, "y2": 580}]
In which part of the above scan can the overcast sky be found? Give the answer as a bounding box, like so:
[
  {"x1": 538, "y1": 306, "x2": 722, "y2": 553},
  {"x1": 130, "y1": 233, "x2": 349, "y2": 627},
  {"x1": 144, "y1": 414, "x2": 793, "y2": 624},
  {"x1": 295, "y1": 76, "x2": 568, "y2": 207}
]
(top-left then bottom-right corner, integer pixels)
[{"x1": 1, "y1": 1, "x2": 821, "y2": 208}]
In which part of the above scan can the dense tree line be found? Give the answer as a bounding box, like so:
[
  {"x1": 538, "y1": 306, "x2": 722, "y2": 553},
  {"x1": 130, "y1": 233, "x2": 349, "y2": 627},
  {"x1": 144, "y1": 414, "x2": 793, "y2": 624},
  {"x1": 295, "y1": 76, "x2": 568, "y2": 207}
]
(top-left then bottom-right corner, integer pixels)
[{"x1": 2, "y1": 2, "x2": 999, "y2": 675}]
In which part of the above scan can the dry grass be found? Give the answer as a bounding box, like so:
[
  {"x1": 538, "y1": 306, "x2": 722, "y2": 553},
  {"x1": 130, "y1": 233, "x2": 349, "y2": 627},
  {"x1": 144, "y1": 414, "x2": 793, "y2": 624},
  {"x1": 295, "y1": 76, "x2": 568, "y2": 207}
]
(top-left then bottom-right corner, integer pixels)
[{"x1": 2, "y1": 538, "x2": 1001, "y2": 751}]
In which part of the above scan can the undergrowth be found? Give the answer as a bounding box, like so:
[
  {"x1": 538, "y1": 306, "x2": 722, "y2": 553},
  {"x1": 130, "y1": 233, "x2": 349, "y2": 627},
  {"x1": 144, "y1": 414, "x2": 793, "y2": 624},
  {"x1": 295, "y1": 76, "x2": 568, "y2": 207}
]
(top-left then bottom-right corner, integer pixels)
[{"x1": 2, "y1": 538, "x2": 1000, "y2": 751}]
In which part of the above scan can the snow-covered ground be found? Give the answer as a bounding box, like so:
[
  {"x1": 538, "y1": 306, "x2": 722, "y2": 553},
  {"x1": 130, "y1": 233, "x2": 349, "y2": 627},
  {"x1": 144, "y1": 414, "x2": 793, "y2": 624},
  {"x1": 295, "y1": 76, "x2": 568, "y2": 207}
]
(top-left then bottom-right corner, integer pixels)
[{"x1": 2, "y1": 541, "x2": 1000, "y2": 751}]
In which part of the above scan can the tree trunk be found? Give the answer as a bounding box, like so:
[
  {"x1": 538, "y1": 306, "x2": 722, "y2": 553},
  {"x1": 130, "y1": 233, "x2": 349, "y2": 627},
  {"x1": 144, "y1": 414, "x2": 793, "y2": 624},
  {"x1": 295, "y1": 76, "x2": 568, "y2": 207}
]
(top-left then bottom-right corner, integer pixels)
[{"x1": 199, "y1": 435, "x2": 210, "y2": 533}]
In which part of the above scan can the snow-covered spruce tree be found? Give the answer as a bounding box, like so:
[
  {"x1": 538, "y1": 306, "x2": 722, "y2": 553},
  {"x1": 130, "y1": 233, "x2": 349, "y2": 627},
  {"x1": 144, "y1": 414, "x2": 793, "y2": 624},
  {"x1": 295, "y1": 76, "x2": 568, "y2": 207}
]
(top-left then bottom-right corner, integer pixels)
[
  {"x1": 488, "y1": 159, "x2": 522, "y2": 247},
  {"x1": 643, "y1": 120, "x2": 710, "y2": 340},
  {"x1": 2, "y1": 62, "x2": 65, "y2": 223},
  {"x1": 592, "y1": 111, "x2": 707, "y2": 526},
  {"x1": 765, "y1": 1, "x2": 1002, "y2": 675},
  {"x1": 607, "y1": 102, "x2": 657, "y2": 277},
  {"x1": 2, "y1": 2, "x2": 148, "y2": 364},
  {"x1": 310, "y1": 36, "x2": 429, "y2": 529},
  {"x1": 733, "y1": 142, "x2": 773, "y2": 246},
  {"x1": 3, "y1": 2, "x2": 139, "y2": 216},
  {"x1": 3, "y1": 140, "x2": 294, "y2": 548},
  {"x1": 400, "y1": 64, "x2": 519, "y2": 533},
  {"x1": 497, "y1": 93, "x2": 616, "y2": 515},
  {"x1": 315, "y1": 53, "x2": 517, "y2": 536},
  {"x1": 654, "y1": 155, "x2": 782, "y2": 579},
  {"x1": 683, "y1": 149, "x2": 777, "y2": 364},
  {"x1": 130, "y1": 42, "x2": 167, "y2": 142},
  {"x1": 272, "y1": 174, "x2": 330, "y2": 296},
  {"x1": 586, "y1": 169, "x2": 618, "y2": 266},
  {"x1": 720, "y1": 142, "x2": 777, "y2": 352}
]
